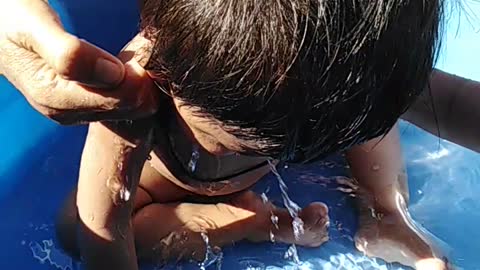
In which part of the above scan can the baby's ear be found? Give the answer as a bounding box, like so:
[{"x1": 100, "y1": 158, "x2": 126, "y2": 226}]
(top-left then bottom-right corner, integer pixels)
[{"x1": 117, "y1": 31, "x2": 155, "y2": 67}]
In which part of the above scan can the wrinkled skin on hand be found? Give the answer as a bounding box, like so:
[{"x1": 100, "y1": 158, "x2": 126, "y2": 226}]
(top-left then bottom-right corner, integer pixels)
[{"x1": 0, "y1": 0, "x2": 158, "y2": 124}]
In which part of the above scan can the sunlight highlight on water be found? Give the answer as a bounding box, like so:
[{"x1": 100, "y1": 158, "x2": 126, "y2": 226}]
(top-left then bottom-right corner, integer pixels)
[
  {"x1": 29, "y1": 239, "x2": 74, "y2": 270},
  {"x1": 188, "y1": 145, "x2": 200, "y2": 173},
  {"x1": 199, "y1": 232, "x2": 223, "y2": 270},
  {"x1": 267, "y1": 160, "x2": 305, "y2": 266}
]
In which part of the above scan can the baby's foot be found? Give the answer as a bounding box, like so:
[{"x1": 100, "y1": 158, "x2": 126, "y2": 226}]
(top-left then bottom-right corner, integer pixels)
[
  {"x1": 355, "y1": 209, "x2": 449, "y2": 270},
  {"x1": 294, "y1": 202, "x2": 330, "y2": 247},
  {"x1": 249, "y1": 202, "x2": 330, "y2": 247}
]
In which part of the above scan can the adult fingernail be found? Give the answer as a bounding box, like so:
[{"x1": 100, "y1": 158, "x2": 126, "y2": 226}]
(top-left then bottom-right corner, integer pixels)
[{"x1": 93, "y1": 58, "x2": 125, "y2": 86}]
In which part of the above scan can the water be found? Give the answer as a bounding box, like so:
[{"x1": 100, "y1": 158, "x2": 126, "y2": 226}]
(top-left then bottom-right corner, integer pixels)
[
  {"x1": 267, "y1": 161, "x2": 304, "y2": 237},
  {"x1": 260, "y1": 191, "x2": 279, "y2": 243},
  {"x1": 267, "y1": 160, "x2": 305, "y2": 266},
  {"x1": 29, "y1": 239, "x2": 75, "y2": 270},
  {"x1": 188, "y1": 144, "x2": 200, "y2": 173},
  {"x1": 270, "y1": 215, "x2": 279, "y2": 229},
  {"x1": 17, "y1": 130, "x2": 473, "y2": 270},
  {"x1": 198, "y1": 232, "x2": 223, "y2": 270},
  {"x1": 112, "y1": 136, "x2": 132, "y2": 203},
  {"x1": 292, "y1": 217, "x2": 305, "y2": 240},
  {"x1": 119, "y1": 186, "x2": 131, "y2": 202},
  {"x1": 269, "y1": 231, "x2": 276, "y2": 243},
  {"x1": 238, "y1": 258, "x2": 266, "y2": 270},
  {"x1": 260, "y1": 193, "x2": 269, "y2": 203},
  {"x1": 284, "y1": 245, "x2": 301, "y2": 265}
]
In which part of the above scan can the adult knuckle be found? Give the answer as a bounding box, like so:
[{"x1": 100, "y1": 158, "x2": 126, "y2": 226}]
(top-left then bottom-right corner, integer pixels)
[{"x1": 54, "y1": 36, "x2": 83, "y2": 78}]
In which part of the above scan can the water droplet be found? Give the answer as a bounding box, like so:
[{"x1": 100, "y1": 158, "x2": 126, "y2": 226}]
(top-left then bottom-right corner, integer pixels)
[
  {"x1": 270, "y1": 214, "x2": 279, "y2": 229},
  {"x1": 188, "y1": 144, "x2": 200, "y2": 173},
  {"x1": 147, "y1": 155, "x2": 152, "y2": 161},
  {"x1": 89, "y1": 214, "x2": 95, "y2": 222},
  {"x1": 116, "y1": 225, "x2": 126, "y2": 240},
  {"x1": 417, "y1": 190, "x2": 423, "y2": 195},
  {"x1": 284, "y1": 244, "x2": 302, "y2": 265},
  {"x1": 284, "y1": 164, "x2": 289, "y2": 169},
  {"x1": 292, "y1": 217, "x2": 305, "y2": 241},
  {"x1": 269, "y1": 231, "x2": 276, "y2": 243},
  {"x1": 369, "y1": 207, "x2": 383, "y2": 220},
  {"x1": 372, "y1": 164, "x2": 380, "y2": 171},
  {"x1": 239, "y1": 259, "x2": 266, "y2": 270},
  {"x1": 119, "y1": 187, "x2": 131, "y2": 202},
  {"x1": 199, "y1": 232, "x2": 223, "y2": 270},
  {"x1": 260, "y1": 193, "x2": 269, "y2": 204}
]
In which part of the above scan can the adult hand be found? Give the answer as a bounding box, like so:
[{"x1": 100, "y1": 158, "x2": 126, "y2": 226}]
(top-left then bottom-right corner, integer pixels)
[{"x1": 0, "y1": 0, "x2": 158, "y2": 125}]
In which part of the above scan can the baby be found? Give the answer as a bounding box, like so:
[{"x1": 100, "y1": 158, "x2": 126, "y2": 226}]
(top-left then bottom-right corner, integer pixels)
[{"x1": 56, "y1": 0, "x2": 449, "y2": 269}]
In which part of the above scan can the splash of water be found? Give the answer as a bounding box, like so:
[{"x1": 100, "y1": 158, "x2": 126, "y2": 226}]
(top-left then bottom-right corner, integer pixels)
[
  {"x1": 267, "y1": 160, "x2": 303, "y2": 237},
  {"x1": 284, "y1": 244, "x2": 301, "y2": 265},
  {"x1": 260, "y1": 193, "x2": 269, "y2": 204},
  {"x1": 260, "y1": 190, "x2": 279, "y2": 243},
  {"x1": 238, "y1": 258, "x2": 266, "y2": 270},
  {"x1": 188, "y1": 144, "x2": 200, "y2": 173},
  {"x1": 199, "y1": 232, "x2": 223, "y2": 270},
  {"x1": 292, "y1": 217, "x2": 305, "y2": 238},
  {"x1": 267, "y1": 160, "x2": 304, "y2": 266}
]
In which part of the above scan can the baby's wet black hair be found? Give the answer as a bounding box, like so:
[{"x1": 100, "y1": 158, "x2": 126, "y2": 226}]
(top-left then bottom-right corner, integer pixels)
[{"x1": 140, "y1": 0, "x2": 444, "y2": 162}]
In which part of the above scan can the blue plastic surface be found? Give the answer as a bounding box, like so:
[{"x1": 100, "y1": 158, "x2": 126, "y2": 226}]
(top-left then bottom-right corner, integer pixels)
[{"x1": 0, "y1": 1, "x2": 479, "y2": 269}]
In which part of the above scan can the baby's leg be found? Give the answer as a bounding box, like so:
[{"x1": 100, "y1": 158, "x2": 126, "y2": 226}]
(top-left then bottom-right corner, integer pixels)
[
  {"x1": 133, "y1": 191, "x2": 330, "y2": 263},
  {"x1": 57, "y1": 164, "x2": 329, "y2": 264},
  {"x1": 55, "y1": 185, "x2": 155, "y2": 259},
  {"x1": 55, "y1": 162, "x2": 190, "y2": 259}
]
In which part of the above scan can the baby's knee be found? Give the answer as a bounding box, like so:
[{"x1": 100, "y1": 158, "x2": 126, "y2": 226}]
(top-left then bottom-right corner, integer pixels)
[
  {"x1": 132, "y1": 203, "x2": 206, "y2": 263},
  {"x1": 230, "y1": 191, "x2": 266, "y2": 212}
]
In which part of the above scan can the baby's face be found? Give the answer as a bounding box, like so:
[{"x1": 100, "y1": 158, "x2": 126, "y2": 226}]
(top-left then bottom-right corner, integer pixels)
[
  {"x1": 127, "y1": 33, "x2": 266, "y2": 158},
  {"x1": 171, "y1": 97, "x2": 263, "y2": 157}
]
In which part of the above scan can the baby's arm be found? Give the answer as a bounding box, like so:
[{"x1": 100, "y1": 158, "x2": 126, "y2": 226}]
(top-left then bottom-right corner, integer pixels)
[
  {"x1": 402, "y1": 69, "x2": 480, "y2": 152},
  {"x1": 345, "y1": 123, "x2": 407, "y2": 212},
  {"x1": 76, "y1": 120, "x2": 153, "y2": 270}
]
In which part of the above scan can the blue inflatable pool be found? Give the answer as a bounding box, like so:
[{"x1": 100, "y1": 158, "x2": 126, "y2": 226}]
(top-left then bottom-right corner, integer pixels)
[{"x1": 1, "y1": 1, "x2": 480, "y2": 269}]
